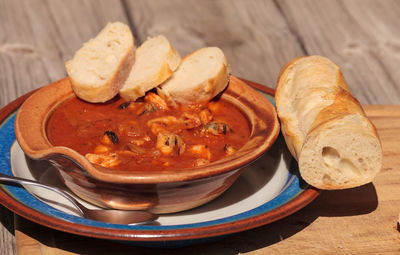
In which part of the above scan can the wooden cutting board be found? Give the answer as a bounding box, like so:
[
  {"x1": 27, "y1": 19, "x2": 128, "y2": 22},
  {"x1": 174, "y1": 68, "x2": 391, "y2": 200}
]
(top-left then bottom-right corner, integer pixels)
[{"x1": 14, "y1": 105, "x2": 400, "y2": 254}]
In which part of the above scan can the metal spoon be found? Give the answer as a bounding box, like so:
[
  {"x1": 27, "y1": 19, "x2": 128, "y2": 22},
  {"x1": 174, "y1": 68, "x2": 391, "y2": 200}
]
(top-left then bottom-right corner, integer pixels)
[{"x1": 0, "y1": 173, "x2": 158, "y2": 225}]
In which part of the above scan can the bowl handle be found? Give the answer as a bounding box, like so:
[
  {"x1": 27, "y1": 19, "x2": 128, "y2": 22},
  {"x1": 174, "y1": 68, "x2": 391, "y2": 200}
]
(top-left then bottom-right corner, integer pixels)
[{"x1": 15, "y1": 78, "x2": 73, "y2": 158}]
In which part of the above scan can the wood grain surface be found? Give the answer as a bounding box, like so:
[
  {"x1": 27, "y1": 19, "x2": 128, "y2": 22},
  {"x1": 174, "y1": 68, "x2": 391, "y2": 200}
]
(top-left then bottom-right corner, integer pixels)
[{"x1": 1, "y1": 0, "x2": 400, "y2": 254}]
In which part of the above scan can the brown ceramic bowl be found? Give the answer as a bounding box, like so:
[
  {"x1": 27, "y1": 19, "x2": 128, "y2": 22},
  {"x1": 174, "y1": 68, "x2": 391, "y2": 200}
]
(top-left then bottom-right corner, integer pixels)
[{"x1": 15, "y1": 76, "x2": 280, "y2": 214}]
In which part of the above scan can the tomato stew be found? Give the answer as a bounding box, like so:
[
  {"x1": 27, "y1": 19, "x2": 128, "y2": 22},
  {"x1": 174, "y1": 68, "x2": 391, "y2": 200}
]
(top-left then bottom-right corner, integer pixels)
[{"x1": 46, "y1": 93, "x2": 250, "y2": 171}]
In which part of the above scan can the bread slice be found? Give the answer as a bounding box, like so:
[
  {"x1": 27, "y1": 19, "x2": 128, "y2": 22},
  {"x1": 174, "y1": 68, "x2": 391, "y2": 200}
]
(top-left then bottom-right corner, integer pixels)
[
  {"x1": 65, "y1": 22, "x2": 134, "y2": 103},
  {"x1": 275, "y1": 56, "x2": 382, "y2": 190},
  {"x1": 158, "y1": 47, "x2": 230, "y2": 105},
  {"x1": 119, "y1": 35, "x2": 181, "y2": 101}
]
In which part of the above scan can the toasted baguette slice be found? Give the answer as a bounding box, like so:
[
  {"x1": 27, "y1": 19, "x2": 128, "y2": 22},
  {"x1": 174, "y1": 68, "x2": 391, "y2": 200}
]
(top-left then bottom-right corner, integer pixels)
[
  {"x1": 119, "y1": 35, "x2": 181, "y2": 101},
  {"x1": 65, "y1": 22, "x2": 134, "y2": 103},
  {"x1": 158, "y1": 47, "x2": 230, "y2": 105},
  {"x1": 275, "y1": 56, "x2": 382, "y2": 190}
]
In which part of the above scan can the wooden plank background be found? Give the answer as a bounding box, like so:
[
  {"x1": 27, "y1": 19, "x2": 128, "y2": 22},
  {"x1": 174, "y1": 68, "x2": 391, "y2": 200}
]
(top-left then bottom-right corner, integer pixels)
[{"x1": 1, "y1": 0, "x2": 400, "y2": 254}]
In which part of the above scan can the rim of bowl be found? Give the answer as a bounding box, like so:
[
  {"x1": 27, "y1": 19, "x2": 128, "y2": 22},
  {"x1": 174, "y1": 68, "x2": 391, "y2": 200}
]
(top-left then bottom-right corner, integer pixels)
[{"x1": 14, "y1": 76, "x2": 280, "y2": 184}]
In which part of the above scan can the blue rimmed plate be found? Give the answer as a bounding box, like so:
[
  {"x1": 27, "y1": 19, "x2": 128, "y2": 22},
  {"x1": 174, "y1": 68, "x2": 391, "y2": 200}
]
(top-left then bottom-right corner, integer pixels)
[{"x1": 0, "y1": 79, "x2": 320, "y2": 247}]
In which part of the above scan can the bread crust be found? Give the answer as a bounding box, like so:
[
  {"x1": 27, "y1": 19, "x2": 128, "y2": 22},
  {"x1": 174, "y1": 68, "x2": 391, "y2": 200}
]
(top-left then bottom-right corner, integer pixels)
[
  {"x1": 274, "y1": 57, "x2": 306, "y2": 159},
  {"x1": 275, "y1": 55, "x2": 382, "y2": 189}
]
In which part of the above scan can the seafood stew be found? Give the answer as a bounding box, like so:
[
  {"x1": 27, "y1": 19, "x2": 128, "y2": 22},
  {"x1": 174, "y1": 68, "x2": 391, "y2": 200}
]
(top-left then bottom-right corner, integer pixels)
[{"x1": 46, "y1": 93, "x2": 251, "y2": 171}]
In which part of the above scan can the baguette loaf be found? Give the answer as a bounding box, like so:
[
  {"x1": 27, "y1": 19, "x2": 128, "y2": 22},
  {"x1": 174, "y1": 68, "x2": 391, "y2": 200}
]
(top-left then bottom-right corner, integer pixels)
[
  {"x1": 119, "y1": 35, "x2": 181, "y2": 101},
  {"x1": 158, "y1": 47, "x2": 230, "y2": 105},
  {"x1": 65, "y1": 22, "x2": 134, "y2": 103},
  {"x1": 275, "y1": 56, "x2": 382, "y2": 189}
]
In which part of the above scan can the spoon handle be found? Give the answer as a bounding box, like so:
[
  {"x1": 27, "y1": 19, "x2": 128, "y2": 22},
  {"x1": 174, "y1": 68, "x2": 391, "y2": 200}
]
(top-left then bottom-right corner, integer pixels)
[{"x1": 0, "y1": 172, "x2": 84, "y2": 215}]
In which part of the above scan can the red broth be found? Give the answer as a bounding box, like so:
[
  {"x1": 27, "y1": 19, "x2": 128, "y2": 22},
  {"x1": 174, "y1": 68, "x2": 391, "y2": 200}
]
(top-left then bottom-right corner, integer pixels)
[{"x1": 46, "y1": 93, "x2": 250, "y2": 171}]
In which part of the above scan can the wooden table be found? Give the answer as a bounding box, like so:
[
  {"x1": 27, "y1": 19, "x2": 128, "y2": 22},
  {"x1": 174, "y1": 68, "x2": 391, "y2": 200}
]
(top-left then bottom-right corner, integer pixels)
[{"x1": 1, "y1": 0, "x2": 400, "y2": 254}]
